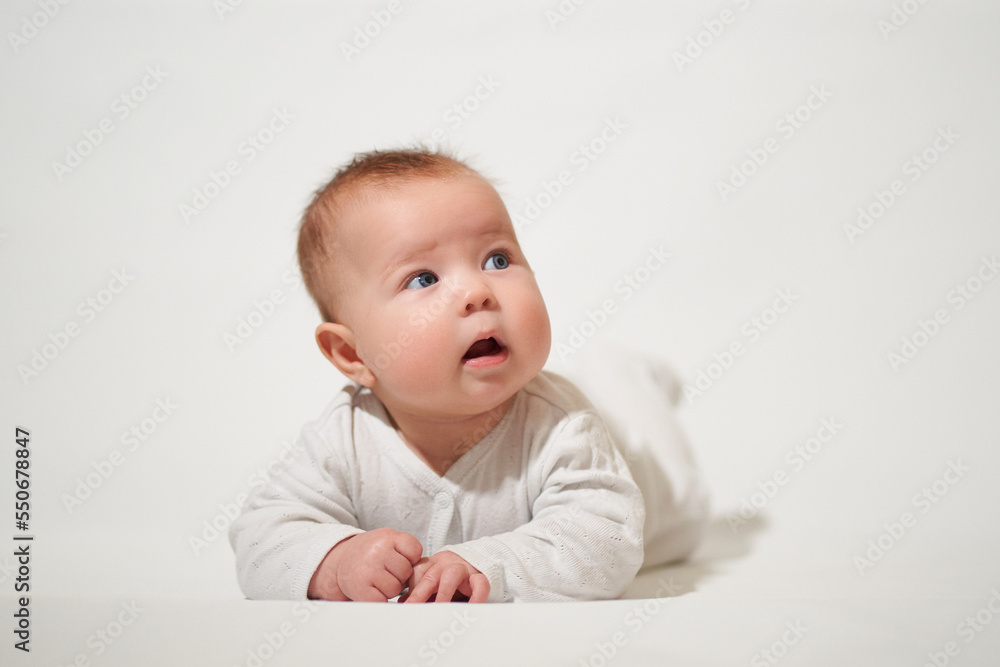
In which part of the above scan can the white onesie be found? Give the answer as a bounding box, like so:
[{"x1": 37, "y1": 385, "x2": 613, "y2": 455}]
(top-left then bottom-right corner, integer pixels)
[{"x1": 230, "y1": 353, "x2": 708, "y2": 602}]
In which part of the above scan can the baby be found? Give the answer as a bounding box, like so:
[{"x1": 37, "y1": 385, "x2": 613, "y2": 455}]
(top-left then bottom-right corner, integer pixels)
[{"x1": 230, "y1": 149, "x2": 708, "y2": 603}]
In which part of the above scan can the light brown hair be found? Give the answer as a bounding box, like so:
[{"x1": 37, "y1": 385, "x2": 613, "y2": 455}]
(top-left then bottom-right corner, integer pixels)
[{"x1": 297, "y1": 148, "x2": 475, "y2": 322}]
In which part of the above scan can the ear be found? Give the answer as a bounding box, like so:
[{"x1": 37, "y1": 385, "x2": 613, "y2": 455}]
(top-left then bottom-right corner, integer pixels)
[{"x1": 315, "y1": 322, "x2": 377, "y2": 387}]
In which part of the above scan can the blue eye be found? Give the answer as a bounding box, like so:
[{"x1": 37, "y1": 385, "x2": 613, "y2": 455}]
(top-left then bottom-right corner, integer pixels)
[
  {"x1": 405, "y1": 272, "x2": 438, "y2": 290},
  {"x1": 483, "y1": 253, "x2": 509, "y2": 271}
]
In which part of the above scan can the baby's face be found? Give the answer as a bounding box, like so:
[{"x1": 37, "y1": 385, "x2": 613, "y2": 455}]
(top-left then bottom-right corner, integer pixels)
[{"x1": 335, "y1": 174, "x2": 551, "y2": 419}]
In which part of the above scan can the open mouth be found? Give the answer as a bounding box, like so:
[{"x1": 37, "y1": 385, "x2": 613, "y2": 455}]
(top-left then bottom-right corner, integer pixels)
[
  {"x1": 462, "y1": 335, "x2": 509, "y2": 368},
  {"x1": 463, "y1": 337, "x2": 503, "y2": 360}
]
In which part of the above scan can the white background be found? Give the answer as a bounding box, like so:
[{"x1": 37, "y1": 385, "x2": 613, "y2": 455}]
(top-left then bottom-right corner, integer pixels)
[{"x1": 2, "y1": 0, "x2": 999, "y2": 664}]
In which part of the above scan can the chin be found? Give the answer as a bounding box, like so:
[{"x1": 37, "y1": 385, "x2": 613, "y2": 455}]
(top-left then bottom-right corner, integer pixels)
[{"x1": 457, "y1": 379, "x2": 519, "y2": 413}]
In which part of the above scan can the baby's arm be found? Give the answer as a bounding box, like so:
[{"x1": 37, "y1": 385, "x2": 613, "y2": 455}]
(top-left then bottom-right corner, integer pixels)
[
  {"x1": 230, "y1": 423, "x2": 372, "y2": 599},
  {"x1": 439, "y1": 413, "x2": 645, "y2": 602}
]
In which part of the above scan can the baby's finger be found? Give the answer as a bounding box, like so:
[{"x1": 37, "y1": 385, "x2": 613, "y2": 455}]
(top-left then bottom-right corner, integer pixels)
[
  {"x1": 434, "y1": 565, "x2": 464, "y2": 603},
  {"x1": 371, "y1": 570, "x2": 406, "y2": 601},
  {"x1": 402, "y1": 568, "x2": 440, "y2": 604},
  {"x1": 394, "y1": 532, "x2": 424, "y2": 565},
  {"x1": 408, "y1": 557, "x2": 432, "y2": 587},
  {"x1": 384, "y1": 551, "x2": 416, "y2": 585},
  {"x1": 467, "y1": 573, "x2": 490, "y2": 603}
]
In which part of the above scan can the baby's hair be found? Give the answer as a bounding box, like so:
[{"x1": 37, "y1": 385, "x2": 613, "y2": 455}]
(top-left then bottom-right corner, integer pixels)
[{"x1": 298, "y1": 147, "x2": 476, "y2": 323}]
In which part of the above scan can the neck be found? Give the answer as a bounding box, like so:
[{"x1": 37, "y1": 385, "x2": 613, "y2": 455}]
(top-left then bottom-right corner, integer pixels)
[{"x1": 382, "y1": 395, "x2": 515, "y2": 476}]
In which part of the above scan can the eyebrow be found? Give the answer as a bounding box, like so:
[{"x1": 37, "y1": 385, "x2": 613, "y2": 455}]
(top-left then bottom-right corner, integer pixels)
[
  {"x1": 376, "y1": 227, "x2": 516, "y2": 285},
  {"x1": 378, "y1": 241, "x2": 440, "y2": 284}
]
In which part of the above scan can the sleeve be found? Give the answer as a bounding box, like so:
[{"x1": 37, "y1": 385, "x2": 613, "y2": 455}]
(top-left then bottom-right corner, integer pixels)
[
  {"x1": 441, "y1": 412, "x2": 645, "y2": 602},
  {"x1": 228, "y1": 415, "x2": 365, "y2": 600}
]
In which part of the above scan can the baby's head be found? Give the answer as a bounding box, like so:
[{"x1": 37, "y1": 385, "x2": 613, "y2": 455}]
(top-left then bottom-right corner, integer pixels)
[{"x1": 297, "y1": 149, "x2": 551, "y2": 420}]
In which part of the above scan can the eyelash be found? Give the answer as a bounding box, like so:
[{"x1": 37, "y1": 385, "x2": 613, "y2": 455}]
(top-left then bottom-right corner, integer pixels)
[
  {"x1": 486, "y1": 247, "x2": 513, "y2": 266},
  {"x1": 400, "y1": 248, "x2": 514, "y2": 290}
]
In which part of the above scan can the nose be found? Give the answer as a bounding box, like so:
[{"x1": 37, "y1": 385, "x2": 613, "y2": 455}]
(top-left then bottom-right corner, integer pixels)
[{"x1": 459, "y1": 275, "x2": 496, "y2": 314}]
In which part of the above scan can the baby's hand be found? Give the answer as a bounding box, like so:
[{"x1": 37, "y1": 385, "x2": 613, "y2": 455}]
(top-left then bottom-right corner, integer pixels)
[
  {"x1": 308, "y1": 528, "x2": 423, "y2": 602},
  {"x1": 400, "y1": 551, "x2": 490, "y2": 603}
]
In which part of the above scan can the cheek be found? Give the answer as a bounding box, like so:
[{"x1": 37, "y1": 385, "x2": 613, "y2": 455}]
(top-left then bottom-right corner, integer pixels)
[
  {"x1": 514, "y1": 285, "x2": 552, "y2": 354},
  {"x1": 532, "y1": 298, "x2": 552, "y2": 354},
  {"x1": 365, "y1": 307, "x2": 454, "y2": 380}
]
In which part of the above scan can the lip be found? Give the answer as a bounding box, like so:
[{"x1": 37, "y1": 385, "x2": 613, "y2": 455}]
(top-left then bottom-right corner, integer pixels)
[{"x1": 462, "y1": 331, "x2": 508, "y2": 368}]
